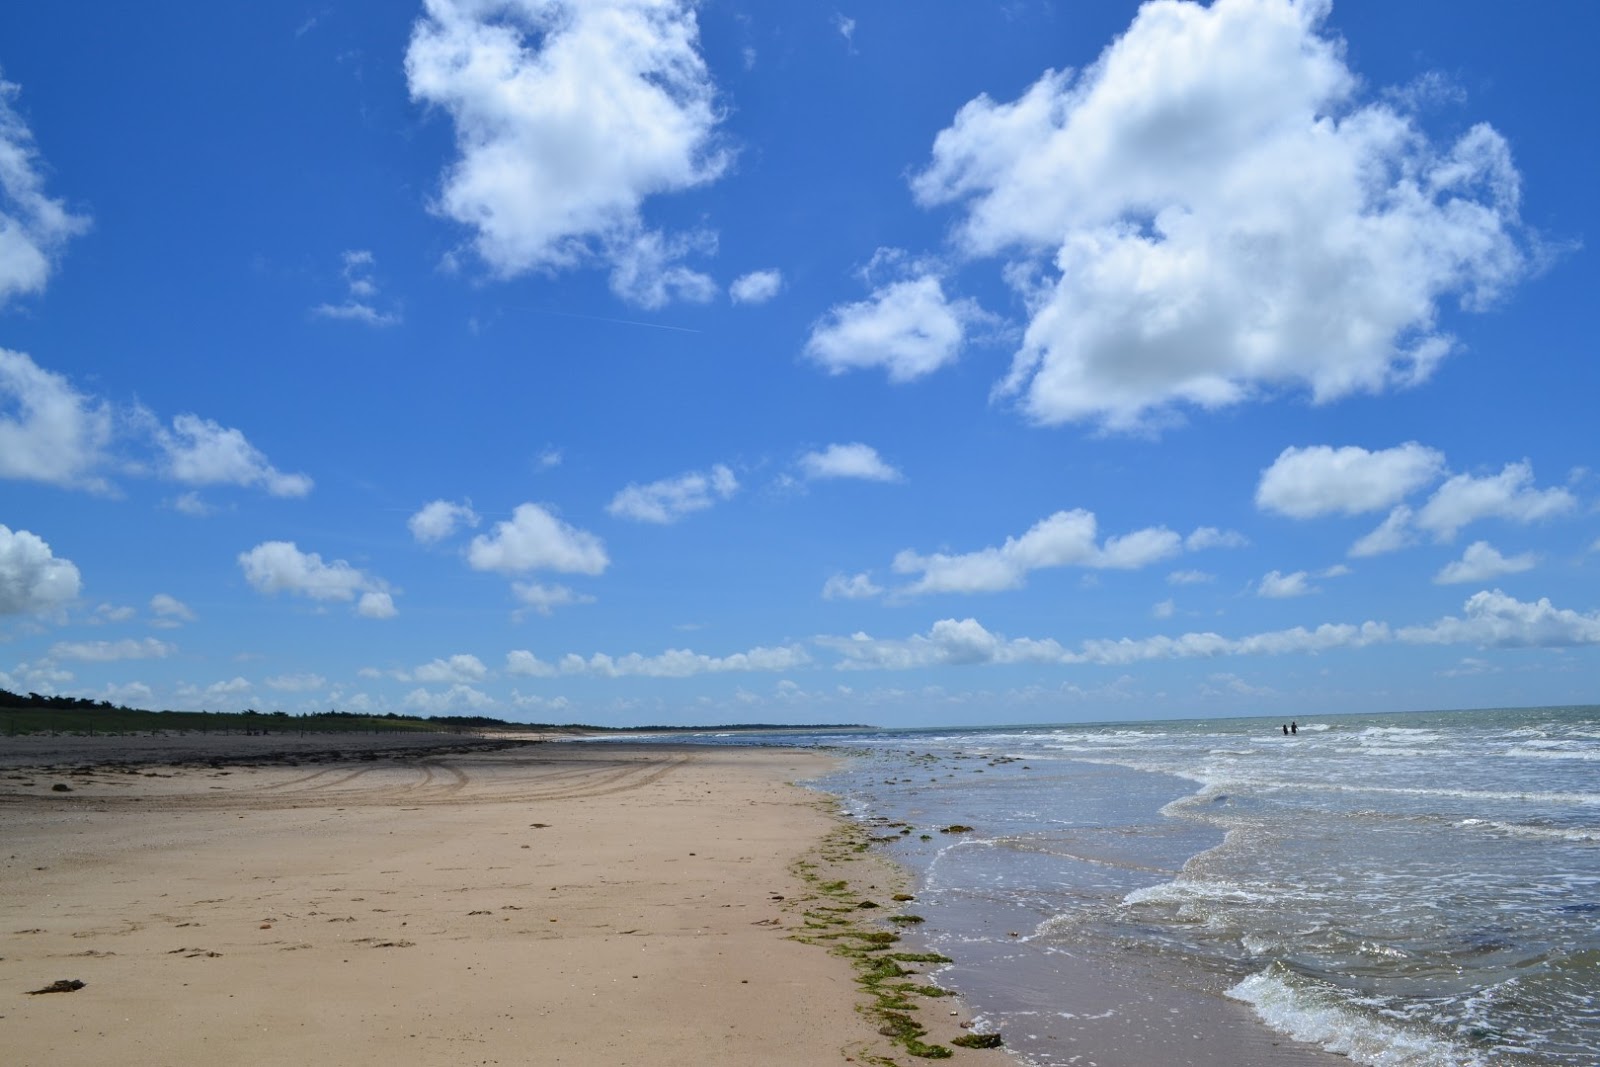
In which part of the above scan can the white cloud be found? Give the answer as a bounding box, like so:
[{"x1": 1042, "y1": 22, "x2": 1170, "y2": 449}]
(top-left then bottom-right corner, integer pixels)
[
  {"x1": 265, "y1": 672, "x2": 326, "y2": 692},
  {"x1": 0, "y1": 523, "x2": 80, "y2": 615},
  {"x1": 818, "y1": 618, "x2": 1069, "y2": 671},
  {"x1": 607, "y1": 228, "x2": 718, "y2": 308},
  {"x1": 1258, "y1": 569, "x2": 1316, "y2": 598},
  {"x1": 408, "y1": 499, "x2": 480, "y2": 543},
  {"x1": 812, "y1": 591, "x2": 1600, "y2": 674},
  {"x1": 412, "y1": 653, "x2": 488, "y2": 684},
  {"x1": 557, "y1": 643, "x2": 811, "y2": 678},
  {"x1": 50, "y1": 637, "x2": 175, "y2": 662},
  {"x1": 1399, "y1": 589, "x2": 1600, "y2": 648},
  {"x1": 1256, "y1": 443, "x2": 1445, "y2": 518},
  {"x1": 729, "y1": 268, "x2": 782, "y2": 304},
  {"x1": 1350, "y1": 504, "x2": 1416, "y2": 558},
  {"x1": 505, "y1": 649, "x2": 557, "y2": 677},
  {"x1": 91, "y1": 603, "x2": 135, "y2": 624},
  {"x1": 150, "y1": 593, "x2": 196, "y2": 624},
  {"x1": 891, "y1": 509, "x2": 1182, "y2": 596},
  {"x1": 313, "y1": 249, "x2": 401, "y2": 326},
  {"x1": 1167, "y1": 569, "x2": 1214, "y2": 585},
  {"x1": 0, "y1": 349, "x2": 114, "y2": 490},
  {"x1": 607, "y1": 464, "x2": 738, "y2": 524},
  {"x1": 805, "y1": 274, "x2": 980, "y2": 382},
  {"x1": 0, "y1": 74, "x2": 91, "y2": 306},
  {"x1": 1434, "y1": 541, "x2": 1537, "y2": 585},
  {"x1": 1152, "y1": 599, "x2": 1175, "y2": 619},
  {"x1": 357, "y1": 591, "x2": 398, "y2": 619},
  {"x1": 834, "y1": 14, "x2": 856, "y2": 42},
  {"x1": 799, "y1": 443, "x2": 902, "y2": 483},
  {"x1": 914, "y1": 0, "x2": 1528, "y2": 431},
  {"x1": 404, "y1": 684, "x2": 493, "y2": 715},
  {"x1": 467, "y1": 503, "x2": 609, "y2": 574},
  {"x1": 822, "y1": 572, "x2": 883, "y2": 601},
  {"x1": 1185, "y1": 527, "x2": 1248, "y2": 550},
  {"x1": 405, "y1": 0, "x2": 727, "y2": 301},
  {"x1": 238, "y1": 541, "x2": 396, "y2": 616},
  {"x1": 172, "y1": 491, "x2": 215, "y2": 517},
  {"x1": 1414, "y1": 462, "x2": 1575, "y2": 541},
  {"x1": 158, "y1": 414, "x2": 313, "y2": 497},
  {"x1": 512, "y1": 581, "x2": 594, "y2": 616}
]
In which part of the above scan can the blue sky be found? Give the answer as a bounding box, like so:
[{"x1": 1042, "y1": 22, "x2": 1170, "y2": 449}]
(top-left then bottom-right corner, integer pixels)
[{"x1": 1, "y1": 0, "x2": 1596, "y2": 727}]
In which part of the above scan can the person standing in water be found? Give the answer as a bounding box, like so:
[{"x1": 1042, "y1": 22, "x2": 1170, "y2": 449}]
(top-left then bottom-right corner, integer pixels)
[
  {"x1": 1282, "y1": 724, "x2": 1289, "y2": 735},
  {"x1": 1291, "y1": 721, "x2": 1298, "y2": 734}
]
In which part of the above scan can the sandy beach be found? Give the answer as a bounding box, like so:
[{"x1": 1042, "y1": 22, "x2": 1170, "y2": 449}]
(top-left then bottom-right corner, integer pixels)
[{"x1": 0, "y1": 736, "x2": 994, "y2": 1066}]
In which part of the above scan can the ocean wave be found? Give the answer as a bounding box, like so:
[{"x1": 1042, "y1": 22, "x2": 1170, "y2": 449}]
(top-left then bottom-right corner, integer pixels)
[
  {"x1": 1122, "y1": 878, "x2": 1271, "y2": 907},
  {"x1": 1229, "y1": 964, "x2": 1494, "y2": 1067},
  {"x1": 1456, "y1": 818, "x2": 1600, "y2": 843}
]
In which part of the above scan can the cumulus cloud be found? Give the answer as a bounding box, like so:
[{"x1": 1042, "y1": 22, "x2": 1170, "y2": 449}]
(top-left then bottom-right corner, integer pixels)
[
  {"x1": 404, "y1": 684, "x2": 493, "y2": 714},
  {"x1": 1256, "y1": 443, "x2": 1445, "y2": 518},
  {"x1": 0, "y1": 349, "x2": 114, "y2": 490},
  {"x1": 1414, "y1": 462, "x2": 1575, "y2": 541},
  {"x1": 812, "y1": 591, "x2": 1600, "y2": 673},
  {"x1": 412, "y1": 653, "x2": 488, "y2": 684},
  {"x1": 238, "y1": 541, "x2": 396, "y2": 617},
  {"x1": 913, "y1": 0, "x2": 1528, "y2": 431},
  {"x1": 1167, "y1": 569, "x2": 1214, "y2": 585},
  {"x1": 556, "y1": 643, "x2": 810, "y2": 679},
  {"x1": 822, "y1": 572, "x2": 883, "y2": 601},
  {"x1": 805, "y1": 274, "x2": 982, "y2": 382},
  {"x1": 149, "y1": 593, "x2": 195, "y2": 626},
  {"x1": 607, "y1": 228, "x2": 718, "y2": 308},
  {"x1": 49, "y1": 637, "x2": 175, "y2": 662},
  {"x1": 607, "y1": 464, "x2": 738, "y2": 524},
  {"x1": 505, "y1": 649, "x2": 557, "y2": 677},
  {"x1": 406, "y1": 0, "x2": 727, "y2": 301},
  {"x1": 157, "y1": 414, "x2": 312, "y2": 497},
  {"x1": 467, "y1": 504, "x2": 609, "y2": 574},
  {"x1": 512, "y1": 581, "x2": 594, "y2": 616},
  {"x1": 0, "y1": 74, "x2": 91, "y2": 306},
  {"x1": 891, "y1": 508, "x2": 1183, "y2": 596},
  {"x1": 357, "y1": 591, "x2": 398, "y2": 619},
  {"x1": 799, "y1": 443, "x2": 902, "y2": 483},
  {"x1": 3, "y1": 350, "x2": 313, "y2": 499},
  {"x1": 0, "y1": 524, "x2": 81, "y2": 615},
  {"x1": 729, "y1": 268, "x2": 782, "y2": 304},
  {"x1": 1399, "y1": 589, "x2": 1600, "y2": 648},
  {"x1": 313, "y1": 249, "x2": 401, "y2": 327},
  {"x1": 1434, "y1": 541, "x2": 1536, "y2": 585},
  {"x1": 1185, "y1": 527, "x2": 1248, "y2": 550},
  {"x1": 408, "y1": 499, "x2": 480, "y2": 543},
  {"x1": 1258, "y1": 569, "x2": 1317, "y2": 598},
  {"x1": 265, "y1": 672, "x2": 327, "y2": 692},
  {"x1": 1350, "y1": 504, "x2": 1416, "y2": 558}
]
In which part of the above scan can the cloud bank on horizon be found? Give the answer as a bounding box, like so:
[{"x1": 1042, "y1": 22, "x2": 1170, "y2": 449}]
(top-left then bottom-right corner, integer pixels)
[{"x1": 0, "y1": 0, "x2": 1595, "y2": 725}]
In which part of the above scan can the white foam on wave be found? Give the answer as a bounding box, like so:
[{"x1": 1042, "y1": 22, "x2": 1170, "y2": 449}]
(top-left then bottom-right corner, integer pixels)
[
  {"x1": 1502, "y1": 744, "x2": 1600, "y2": 761},
  {"x1": 1229, "y1": 965, "x2": 1491, "y2": 1067},
  {"x1": 1122, "y1": 877, "x2": 1270, "y2": 907},
  {"x1": 1457, "y1": 817, "x2": 1600, "y2": 843},
  {"x1": 1359, "y1": 726, "x2": 1444, "y2": 745}
]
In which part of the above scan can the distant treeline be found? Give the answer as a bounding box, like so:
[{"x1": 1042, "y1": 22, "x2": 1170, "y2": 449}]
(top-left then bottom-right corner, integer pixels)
[{"x1": 0, "y1": 689, "x2": 866, "y2": 735}]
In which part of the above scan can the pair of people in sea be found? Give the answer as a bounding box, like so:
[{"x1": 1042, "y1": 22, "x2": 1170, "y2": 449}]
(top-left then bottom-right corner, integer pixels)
[{"x1": 1280, "y1": 721, "x2": 1298, "y2": 736}]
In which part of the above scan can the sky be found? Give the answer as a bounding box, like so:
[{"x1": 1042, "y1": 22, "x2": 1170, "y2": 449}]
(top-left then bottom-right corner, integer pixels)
[{"x1": 1, "y1": 0, "x2": 1597, "y2": 728}]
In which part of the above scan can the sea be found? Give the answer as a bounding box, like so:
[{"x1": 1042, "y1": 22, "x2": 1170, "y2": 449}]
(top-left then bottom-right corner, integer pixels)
[{"x1": 636, "y1": 705, "x2": 1600, "y2": 1067}]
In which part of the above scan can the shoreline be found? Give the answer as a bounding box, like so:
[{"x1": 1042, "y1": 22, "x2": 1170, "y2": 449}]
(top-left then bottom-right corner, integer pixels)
[{"x1": 0, "y1": 735, "x2": 993, "y2": 1065}]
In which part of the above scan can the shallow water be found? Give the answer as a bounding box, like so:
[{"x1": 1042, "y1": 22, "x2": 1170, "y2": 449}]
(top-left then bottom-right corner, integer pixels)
[{"x1": 653, "y1": 705, "x2": 1600, "y2": 1066}]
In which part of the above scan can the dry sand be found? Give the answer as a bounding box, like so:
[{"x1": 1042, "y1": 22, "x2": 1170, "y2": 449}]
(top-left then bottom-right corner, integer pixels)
[
  {"x1": 2, "y1": 734, "x2": 1348, "y2": 1066},
  {"x1": 0, "y1": 736, "x2": 992, "y2": 1066}
]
